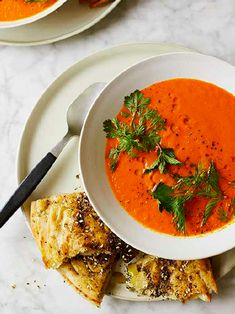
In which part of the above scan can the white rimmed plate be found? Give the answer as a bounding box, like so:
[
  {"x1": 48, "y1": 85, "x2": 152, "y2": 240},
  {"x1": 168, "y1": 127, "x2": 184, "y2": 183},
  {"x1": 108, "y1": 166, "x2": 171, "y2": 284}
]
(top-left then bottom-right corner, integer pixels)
[
  {"x1": 17, "y1": 42, "x2": 235, "y2": 301},
  {"x1": 0, "y1": 0, "x2": 121, "y2": 46}
]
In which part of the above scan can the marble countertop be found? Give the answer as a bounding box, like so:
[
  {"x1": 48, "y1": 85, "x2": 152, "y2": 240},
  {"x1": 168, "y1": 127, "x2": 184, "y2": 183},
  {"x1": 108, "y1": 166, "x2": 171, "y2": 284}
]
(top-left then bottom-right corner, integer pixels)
[{"x1": 1, "y1": 0, "x2": 235, "y2": 313}]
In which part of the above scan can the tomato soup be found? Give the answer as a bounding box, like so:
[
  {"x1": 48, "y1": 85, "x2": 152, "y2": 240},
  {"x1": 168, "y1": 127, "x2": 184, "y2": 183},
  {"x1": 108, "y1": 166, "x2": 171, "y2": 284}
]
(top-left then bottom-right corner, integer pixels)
[
  {"x1": 0, "y1": 0, "x2": 57, "y2": 21},
  {"x1": 105, "y1": 79, "x2": 235, "y2": 236}
]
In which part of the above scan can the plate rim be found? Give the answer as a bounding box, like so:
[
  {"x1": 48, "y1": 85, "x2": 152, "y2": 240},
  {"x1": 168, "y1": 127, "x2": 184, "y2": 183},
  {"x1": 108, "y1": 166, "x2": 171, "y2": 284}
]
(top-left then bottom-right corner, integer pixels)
[{"x1": 0, "y1": 0, "x2": 121, "y2": 46}]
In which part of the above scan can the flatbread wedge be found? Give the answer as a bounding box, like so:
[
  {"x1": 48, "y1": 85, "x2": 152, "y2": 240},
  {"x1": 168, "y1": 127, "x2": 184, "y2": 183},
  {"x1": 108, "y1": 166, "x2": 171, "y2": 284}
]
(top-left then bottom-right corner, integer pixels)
[
  {"x1": 30, "y1": 192, "x2": 218, "y2": 306},
  {"x1": 30, "y1": 192, "x2": 114, "y2": 269},
  {"x1": 58, "y1": 254, "x2": 116, "y2": 306},
  {"x1": 126, "y1": 254, "x2": 218, "y2": 302}
]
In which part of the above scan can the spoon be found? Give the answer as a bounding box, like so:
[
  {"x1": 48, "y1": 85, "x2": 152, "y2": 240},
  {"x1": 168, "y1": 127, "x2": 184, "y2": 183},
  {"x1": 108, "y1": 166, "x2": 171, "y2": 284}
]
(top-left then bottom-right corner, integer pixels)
[{"x1": 0, "y1": 82, "x2": 105, "y2": 228}]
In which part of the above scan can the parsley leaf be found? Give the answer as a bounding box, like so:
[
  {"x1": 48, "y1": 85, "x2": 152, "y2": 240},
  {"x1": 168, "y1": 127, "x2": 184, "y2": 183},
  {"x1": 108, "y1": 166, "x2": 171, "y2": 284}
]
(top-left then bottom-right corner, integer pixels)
[
  {"x1": 217, "y1": 198, "x2": 235, "y2": 223},
  {"x1": 108, "y1": 147, "x2": 121, "y2": 172},
  {"x1": 218, "y1": 208, "x2": 230, "y2": 222},
  {"x1": 231, "y1": 198, "x2": 235, "y2": 217},
  {"x1": 174, "y1": 163, "x2": 207, "y2": 192},
  {"x1": 121, "y1": 111, "x2": 130, "y2": 118},
  {"x1": 200, "y1": 162, "x2": 223, "y2": 225},
  {"x1": 103, "y1": 90, "x2": 166, "y2": 171},
  {"x1": 152, "y1": 161, "x2": 223, "y2": 232},
  {"x1": 201, "y1": 197, "x2": 221, "y2": 226},
  {"x1": 145, "y1": 147, "x2": 182, "y2": 174},
  {"x1": 152, "y1": 182, "x2": 186, "y2": 232},
  {"x1": 124, "y1": 90, "x2": 150, "y2": 117},
  {"x1": 207, "y1": 161, "x2": 220, "y2": 193}
]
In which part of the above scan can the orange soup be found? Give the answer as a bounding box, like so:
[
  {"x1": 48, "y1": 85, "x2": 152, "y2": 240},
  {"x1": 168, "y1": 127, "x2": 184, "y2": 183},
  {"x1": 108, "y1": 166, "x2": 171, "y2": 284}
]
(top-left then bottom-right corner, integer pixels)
[
  {"x1": 104, "y1": 79, "x2": 235, "y2": 236},
  {"x1": 0, "y1": 0, "x2": 57, "y2": 21}
]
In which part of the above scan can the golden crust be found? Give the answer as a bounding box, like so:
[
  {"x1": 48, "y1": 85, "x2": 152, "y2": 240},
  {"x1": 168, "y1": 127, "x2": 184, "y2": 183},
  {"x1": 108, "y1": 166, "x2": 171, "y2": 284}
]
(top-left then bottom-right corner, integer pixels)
[
  {"x1": 58, "y1": 254, "x2": 116, "y2": 307},
  {"x1": 126, "y1": 254, "x2": 217, "y2": 302},
  {"x1": 30, "y1": 192, "x2": 114, "y2": 269},
  {"x1": 30, "y1": 192, "x2": 217, "y2": 305}
]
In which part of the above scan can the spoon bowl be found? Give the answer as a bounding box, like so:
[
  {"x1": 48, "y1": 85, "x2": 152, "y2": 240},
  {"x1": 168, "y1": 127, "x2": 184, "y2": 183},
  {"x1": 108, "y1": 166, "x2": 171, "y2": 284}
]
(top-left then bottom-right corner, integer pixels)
[{"x1": 66, "y1": 83, "x2": 106, "y2": 136}]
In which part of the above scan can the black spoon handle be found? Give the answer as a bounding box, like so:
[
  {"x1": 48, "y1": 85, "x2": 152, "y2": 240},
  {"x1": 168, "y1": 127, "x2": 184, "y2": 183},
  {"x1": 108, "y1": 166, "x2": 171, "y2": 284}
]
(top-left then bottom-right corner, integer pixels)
[{"x1": 0, "y1": 153, "x2": 56, "y2": 228}]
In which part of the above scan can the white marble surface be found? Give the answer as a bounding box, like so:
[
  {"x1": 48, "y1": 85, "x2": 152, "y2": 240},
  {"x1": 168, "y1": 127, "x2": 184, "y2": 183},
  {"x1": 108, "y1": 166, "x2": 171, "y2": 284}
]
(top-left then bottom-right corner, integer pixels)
[{"x1": 1, "y1": 0, "x2": 235, "y2": 313}]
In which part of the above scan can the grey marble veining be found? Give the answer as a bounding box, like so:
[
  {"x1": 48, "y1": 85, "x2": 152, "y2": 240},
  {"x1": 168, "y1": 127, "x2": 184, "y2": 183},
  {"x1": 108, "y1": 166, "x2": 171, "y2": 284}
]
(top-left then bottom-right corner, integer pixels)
[{"x1": 1, "y1": 0, "x2": 235, "y2": 313}]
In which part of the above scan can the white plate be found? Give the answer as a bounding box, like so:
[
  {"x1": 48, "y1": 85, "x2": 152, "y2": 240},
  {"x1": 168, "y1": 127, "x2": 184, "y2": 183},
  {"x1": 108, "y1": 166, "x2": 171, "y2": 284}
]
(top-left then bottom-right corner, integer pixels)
[
  {"x1": 17, "y1": 42, "x2": 235, "y2": 300},
  {"x1": 0, "y1": 0, "x2": 121, "y2": 46},
  {"x1": 0, "y1": 0, "x2": 67, "y2": 29}
]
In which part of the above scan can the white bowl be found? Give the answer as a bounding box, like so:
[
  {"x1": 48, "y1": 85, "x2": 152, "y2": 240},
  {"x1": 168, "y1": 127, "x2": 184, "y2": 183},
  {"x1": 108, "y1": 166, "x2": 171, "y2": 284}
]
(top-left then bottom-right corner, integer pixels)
[
  {"x1": 79, "y1": 52, "x2": 235, "y2": 260},
  {"x1": 0, "y1": 0, "x2": 67, "y2": 29}
]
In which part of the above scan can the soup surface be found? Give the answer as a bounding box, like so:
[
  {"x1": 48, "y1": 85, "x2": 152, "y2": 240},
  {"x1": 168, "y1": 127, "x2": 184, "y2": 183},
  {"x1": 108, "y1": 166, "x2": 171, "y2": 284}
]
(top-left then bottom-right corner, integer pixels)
[
  {"x1": 0, "y1": 0, "x2": 57, "y2": 22},
  {"x1": 105, "y1": 79, "x2": 235, "y2": 236}
]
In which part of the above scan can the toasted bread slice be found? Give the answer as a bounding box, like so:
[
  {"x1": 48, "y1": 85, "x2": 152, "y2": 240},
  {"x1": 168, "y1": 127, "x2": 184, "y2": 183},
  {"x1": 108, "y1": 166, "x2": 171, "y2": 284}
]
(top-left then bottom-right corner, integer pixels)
[
  {"x1": 30, "y1": 192, "x2": 114, "y2": 269},
  {"x1": 126, "y1": 254, "x2": 217, "y2": 302},
  {"x1": 58, "y1": 254, "x2": 116, "y2": 307},
  {"x1": 30, "y1": 192, "x2": 217, "y2": 305}
]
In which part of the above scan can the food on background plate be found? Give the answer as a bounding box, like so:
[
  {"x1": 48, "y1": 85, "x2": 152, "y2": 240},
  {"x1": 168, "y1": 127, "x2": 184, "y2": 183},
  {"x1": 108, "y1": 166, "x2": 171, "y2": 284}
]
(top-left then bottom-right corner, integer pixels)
[
  {"x1": 79, "y1": 0, "x2": 114, "y2": 8},
  {"x1": 0, "y1": 0, "x2": 58, "y2": 22},
  {"x1": 30, "y1": 192, "x2": 217, "y2": 306},
  {"x1": 0, "y1": 0, "x2": 114, "y2": 23},
  {"x1": 104, "y1": 79, "x2": 235, "y2": 236}
]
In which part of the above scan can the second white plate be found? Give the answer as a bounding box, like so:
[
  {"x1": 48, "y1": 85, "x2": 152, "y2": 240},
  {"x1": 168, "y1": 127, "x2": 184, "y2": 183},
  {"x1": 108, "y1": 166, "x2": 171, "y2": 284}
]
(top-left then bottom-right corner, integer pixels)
[{"x1": 0, "y1": 0, "x2": 121, "y2": 46}]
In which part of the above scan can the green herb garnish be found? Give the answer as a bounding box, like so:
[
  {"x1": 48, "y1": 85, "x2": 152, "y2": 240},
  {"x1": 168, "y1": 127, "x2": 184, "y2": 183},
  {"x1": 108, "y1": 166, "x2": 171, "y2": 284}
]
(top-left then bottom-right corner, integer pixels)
[
  {"x1": 230, "y1": 198, "x2": 235, "y2": 215},
  {"x1": 145, "y1": 146, "x2": 182, "y2": 174},
  {"x1": 200, "y1": 161, "x2": 222, "y2": 225},
  {"x1": 218, "y1": 208, "x2": 230, "y2": 222},
  {"x1": 152, "y1": 161, "x2": 223, "y2": 232},
  {"x1": 218, "y1": 199, "x2": 235, "y2": 222},
  {"x1": 202, "y1": 197, "x2": 221, "y2": 226},
  {"x1": 103, "y1": 90, "x2": 165, "y2": 171},
  {"x1": 152, "y1": 182, "x2": 186, "y2": 232}
]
